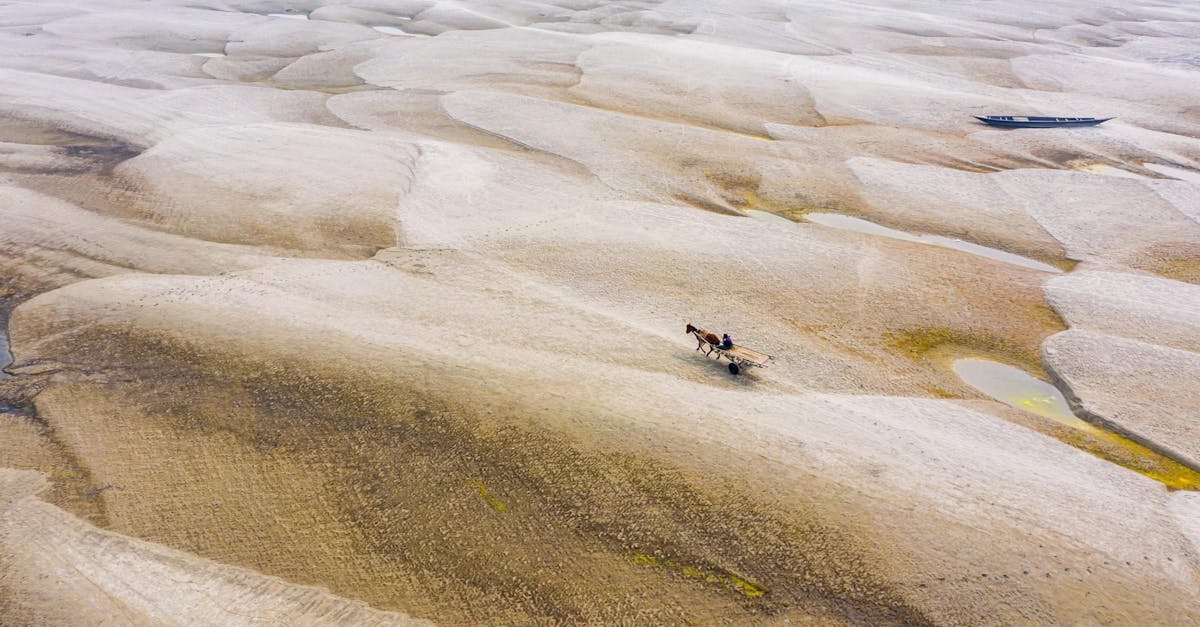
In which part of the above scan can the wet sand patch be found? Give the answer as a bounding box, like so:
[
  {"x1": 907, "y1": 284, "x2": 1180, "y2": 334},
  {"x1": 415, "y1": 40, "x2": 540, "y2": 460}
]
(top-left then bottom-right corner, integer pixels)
[
  {"x1": 0, "y1": 116, "x2": 146, "y2": 177},
  {"x1": 1150, "y1": 257, "x2": 1200, "y2": 285},
  {"x1": 885, "y1": 321, "x2": 1060, "y2": 379},
  {"x1": 0, "y1": 117, "x2": 100, "y2": 147}
]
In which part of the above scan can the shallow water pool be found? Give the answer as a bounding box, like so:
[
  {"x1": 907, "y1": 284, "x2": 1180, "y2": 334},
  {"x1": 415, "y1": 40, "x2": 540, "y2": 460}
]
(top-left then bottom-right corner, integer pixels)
[
  {"x1": 806, "y1": 213, "x2": 1061, "y2": 273},
  {"x1": 744, "y1": 209, "x2": 796, "y2": 226},
  {"x1": 954, "y1": 358, "x2": 1085, "y2": 428}
]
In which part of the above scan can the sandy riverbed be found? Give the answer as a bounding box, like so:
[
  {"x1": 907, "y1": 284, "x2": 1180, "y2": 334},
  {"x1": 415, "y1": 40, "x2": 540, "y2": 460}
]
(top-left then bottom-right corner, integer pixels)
[{"x1": 1, "y1": 0, "x2": 1199, "y2": 624}]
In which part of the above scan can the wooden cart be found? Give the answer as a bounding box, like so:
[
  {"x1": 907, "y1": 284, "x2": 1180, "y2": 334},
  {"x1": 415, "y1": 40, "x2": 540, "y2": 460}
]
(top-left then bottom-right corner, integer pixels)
[{"x1": 686, "y1": 324, "x2": 771, "y2": 375}]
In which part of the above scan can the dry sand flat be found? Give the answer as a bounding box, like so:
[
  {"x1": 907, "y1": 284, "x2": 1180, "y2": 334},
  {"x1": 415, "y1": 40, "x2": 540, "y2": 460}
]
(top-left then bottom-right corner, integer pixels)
[{"x1": 1, "y1": 0, "x2": 1200, "y2": 624}]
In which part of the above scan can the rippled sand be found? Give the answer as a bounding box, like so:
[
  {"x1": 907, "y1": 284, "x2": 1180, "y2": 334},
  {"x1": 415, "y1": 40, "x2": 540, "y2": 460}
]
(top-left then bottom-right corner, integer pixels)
[{"x1": 2, "y1": 0, "x2": 1200, "y2": 624}]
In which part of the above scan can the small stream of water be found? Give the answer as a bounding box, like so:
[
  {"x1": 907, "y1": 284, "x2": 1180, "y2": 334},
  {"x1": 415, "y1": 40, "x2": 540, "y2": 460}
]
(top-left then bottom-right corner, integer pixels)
[{"x1": 745, "y1": 209, "x2": 1061, "y2": 273}]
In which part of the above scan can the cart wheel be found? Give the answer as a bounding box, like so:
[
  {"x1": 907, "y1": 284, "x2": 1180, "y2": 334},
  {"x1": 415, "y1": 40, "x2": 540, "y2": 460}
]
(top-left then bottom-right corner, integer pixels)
[{"x1": 728, "y1": 362, "x2": 740, "y2": 375}]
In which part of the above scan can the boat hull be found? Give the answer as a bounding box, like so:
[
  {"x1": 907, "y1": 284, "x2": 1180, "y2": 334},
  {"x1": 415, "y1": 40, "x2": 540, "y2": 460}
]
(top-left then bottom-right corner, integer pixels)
[{"x1": 975, "y1": 116, "x2": 1112, "y2": 128}]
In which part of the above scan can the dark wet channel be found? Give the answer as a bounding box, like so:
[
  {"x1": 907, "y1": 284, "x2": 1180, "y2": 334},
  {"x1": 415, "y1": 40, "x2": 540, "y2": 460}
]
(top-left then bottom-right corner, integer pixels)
[
  {"x1": 0, "y1": 307, "x2": 20, "y2": 414},
  {"x1": 0, "y1": 309, "x2": 11, "y2": 380}
]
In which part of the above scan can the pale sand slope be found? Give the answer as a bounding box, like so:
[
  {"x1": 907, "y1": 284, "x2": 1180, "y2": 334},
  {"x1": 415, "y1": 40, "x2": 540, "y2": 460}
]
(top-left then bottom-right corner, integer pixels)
[
  {"x1": 0, "y1": 181, "x2": 282, "y2": 286},
  {"x1": 1, "y1": 0, "x2": 1200, "y2": 624},
  {"x1": 1045, "y1": 329, "x2": 1200, "y2": 469},
  {"x1": 1044, "y1": 271, "x2": 1200, "y2": 469},
  {"x1": 0, "y1": 469, "x2": 428, "y2": 626}
]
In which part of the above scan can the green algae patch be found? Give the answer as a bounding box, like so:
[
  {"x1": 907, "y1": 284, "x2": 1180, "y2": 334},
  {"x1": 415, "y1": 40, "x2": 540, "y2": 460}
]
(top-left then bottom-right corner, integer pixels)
[
  {"x1": 670, "y1": 192, "x2": 742, "y2": 216},
  {"x1": 920, "y1": 385, "x2": 958, "y2": 399},
  {"x1": 48, "y1": 467, "x2": 77, "y2": 479},
  {"x1": 1026, "y1": 303, "x2": 1068, "y2": 332},
  {"x1": 702, "y1": 169, "x2": 761, "y2": 208},
  {"x1": 699, "y1": 168, "x2": 771, "y2": 213},
  {"x1": 765, "y1": 194, "x2": 861, "y2": 222},
  {"x1": 472, "y1": 481, "x2": 508, "y2": 513},
  {"x1": 1055, "y1": 427, "x2": 1200, "y2": 491},
  {"x1": 885, "y1": 326, "x2": 1045, "y2": 377},
  {"x1": 632, "y1": 553, "x2": 766, "y2": 598},
  {"x1": 698, "y1": 167, "x2": 863, "y2": 220}
]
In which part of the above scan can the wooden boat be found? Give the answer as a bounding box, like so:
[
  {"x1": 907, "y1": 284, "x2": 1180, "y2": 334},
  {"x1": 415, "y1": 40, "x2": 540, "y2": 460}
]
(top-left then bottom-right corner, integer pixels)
[{"x1": 975, "y1": 115, "x2": 1112, "y2": 128}]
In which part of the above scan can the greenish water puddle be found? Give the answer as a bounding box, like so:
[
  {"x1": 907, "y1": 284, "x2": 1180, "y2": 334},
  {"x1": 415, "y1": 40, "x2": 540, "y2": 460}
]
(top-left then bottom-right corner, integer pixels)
[
  {"x1": 953, "y1": 358, "x2": 1200, "y2": 490},
  {"x1": 953, "y1": 359, "x2": 1080, "y2": 426},
  {"x1": 805, "y1": 213, "x2": 1061, "y2": 273}
]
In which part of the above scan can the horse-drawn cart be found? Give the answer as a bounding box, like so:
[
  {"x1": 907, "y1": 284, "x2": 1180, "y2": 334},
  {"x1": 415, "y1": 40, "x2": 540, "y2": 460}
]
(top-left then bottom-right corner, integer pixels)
[{"x1": 685, "y1": 324, "x2": 771, "y2": 375}]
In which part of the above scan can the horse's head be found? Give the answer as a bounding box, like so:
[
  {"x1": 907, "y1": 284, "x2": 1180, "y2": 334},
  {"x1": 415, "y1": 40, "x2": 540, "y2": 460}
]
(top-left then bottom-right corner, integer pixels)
[{"x1": 685, "y1": 323, "x2": 697, "y2": 334}]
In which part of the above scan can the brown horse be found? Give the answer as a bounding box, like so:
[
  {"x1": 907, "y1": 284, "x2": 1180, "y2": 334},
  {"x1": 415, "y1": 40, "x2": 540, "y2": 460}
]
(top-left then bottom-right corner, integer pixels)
[{"x1": 685, "y1": 323, "x2": 721, "y2": 354}]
